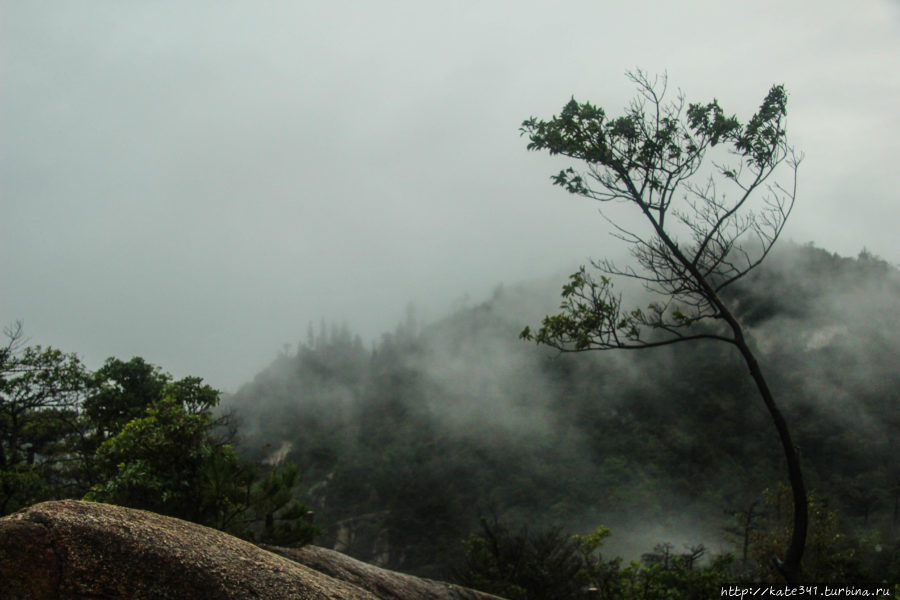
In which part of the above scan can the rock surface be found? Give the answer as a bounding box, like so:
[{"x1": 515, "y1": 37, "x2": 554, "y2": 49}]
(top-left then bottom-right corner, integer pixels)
[
  {"x1": 1, "y1": 500, "x2": 474, "y2": 599},
  {"x1": 0, "y1": 500, "x2": 379, "y2": 599},
  {"x1": 264, "y1": 544, "x2": 503, "y2": 600}
]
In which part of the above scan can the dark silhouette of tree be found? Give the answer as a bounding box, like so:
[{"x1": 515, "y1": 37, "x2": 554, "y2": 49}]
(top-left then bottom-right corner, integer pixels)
[
  {"x1": 0, "y1": 321, "x2": 89, "y2": 513},
  {"x1": 520, "y1": 71, "x2": 806, "y2": 583},
  {"x1": 724, "y1": 500, "x2": 763, "y2": 568},
  {"x1": 455, "y1": 515, "x2": 585, "y2": 600},
  {"x1": 83, "y1": 357, "x2": 170, "y2": 441}
]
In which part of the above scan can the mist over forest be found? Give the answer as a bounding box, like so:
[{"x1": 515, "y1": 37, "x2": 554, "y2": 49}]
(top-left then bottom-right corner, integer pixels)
[
  {"x1": 3, "y1": 3, "x2": 899, "y2": 595},
  {"x1": 221, "y1": 241, "x2": 900, "y2": 579}
]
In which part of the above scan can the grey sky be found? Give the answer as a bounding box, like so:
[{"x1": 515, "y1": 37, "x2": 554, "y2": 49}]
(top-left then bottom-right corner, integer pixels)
[{"x1": 2, "y1": 1, "x2": 898, "y2": 392}]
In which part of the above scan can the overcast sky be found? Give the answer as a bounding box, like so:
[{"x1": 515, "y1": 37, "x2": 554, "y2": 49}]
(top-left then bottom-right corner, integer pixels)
[{"x1": 2, "y1": 1, "x2": 898, "y2": 392}]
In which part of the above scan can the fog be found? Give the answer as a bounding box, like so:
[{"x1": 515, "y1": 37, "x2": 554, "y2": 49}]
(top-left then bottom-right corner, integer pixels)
[
  {"x1": 224, "y1": 240, "x2": 899, "y2": 570},
  {"x1": 1, "y1": 1, "x2": 898, "y2": 393}
]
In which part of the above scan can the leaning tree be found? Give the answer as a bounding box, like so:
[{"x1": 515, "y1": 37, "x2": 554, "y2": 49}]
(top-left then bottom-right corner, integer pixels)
[{"x1": 520, "y1": 71, "x2": 806, "y2": 583}]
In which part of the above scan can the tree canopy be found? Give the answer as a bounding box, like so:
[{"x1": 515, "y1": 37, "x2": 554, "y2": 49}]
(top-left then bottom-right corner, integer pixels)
[
  {"x1": 0, "y1": 325, "x2": 318, "y2": 547},
  {"x1": 520, "y1": 71, "x2": 800, "y2": 352}
]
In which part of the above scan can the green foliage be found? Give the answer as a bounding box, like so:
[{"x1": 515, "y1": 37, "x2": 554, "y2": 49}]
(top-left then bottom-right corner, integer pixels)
[
  {"x1": 455, "y1": 516, "x2": 587, "y2": 600},
  {"x1": 519, "y1": 71, "x2": 799, "y2": 353},
  {"x1": 77, "y1": 356, "x2": 237, "y2": 487},
  {"x1": 0, "y1": 464, "x2": 48, "y2": 514},
  {"x1": 520, "y1": 268, "x2": 645, "y2": 350},
  {"x1": 84, "y1": 395, "x2": 319, "y2": 546},
  {"x1": 83, "y1": 357, "x2": 169, "y2": 439},
  {"x1": 456, "y1": 519, "x2": 733, "y2": 600},
  {"x1": 81, "y1": 357, "x2": 222, "y2": 441},
  {"x1": 85, "y1": 397, "x2": 230, "y2": 523},
  {"x1": 522, "y1": 71, "x2": 790, "y2": 201},
  {"x1": 164, "y1": 375, "x2": 220, "y2": 415},
  {"x1": 747, "y1": 484, "x2": 867, "y2": 583},
  {"x1": 0, "y1": 323, "x2": 89, "y2": 513},
  {"x1": 249, "y1": 462, "x2": 320, "y2": 546},
  {"x1": 0, "y1": 323, "x2": 318, "y2": 546},
  {"x1": 613, "y1": 553, "x2": 734, "y2": 600}
]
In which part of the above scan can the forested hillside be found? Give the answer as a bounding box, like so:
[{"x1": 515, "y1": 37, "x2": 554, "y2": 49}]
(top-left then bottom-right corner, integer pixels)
[{"x1": 223, "y1": 243, "x2": 900, "y2": 580}]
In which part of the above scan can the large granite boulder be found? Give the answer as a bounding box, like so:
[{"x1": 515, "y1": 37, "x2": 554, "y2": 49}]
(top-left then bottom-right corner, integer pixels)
[
  {"x1": 264, "y1": 544, "x2": 502, "y2": 600},
  {"x1": 0, "y1": 500, "x2": 497, "y2": 600}
]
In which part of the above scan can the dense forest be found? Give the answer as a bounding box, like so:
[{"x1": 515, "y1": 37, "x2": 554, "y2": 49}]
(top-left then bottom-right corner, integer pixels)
[
  {"x1": 2, "y1": 242, "x2": 898, "y2": 594},
  {"x1": 223, "y1": 242, "x2": 899, "y2": 584}
]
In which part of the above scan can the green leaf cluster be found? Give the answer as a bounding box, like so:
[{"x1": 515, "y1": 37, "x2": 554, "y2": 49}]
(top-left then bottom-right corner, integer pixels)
[
  {"x1": 0, "y1": 328, "x2": 318, "y2": 546},
  {"x1": 85, "y1": 397, "x2": 236, "y2": 525},
  {"x1": 0, "y1": 331, "x2": 89, "y2": 513},
  {"x1": 746, "y1": 484, "x2": 868, "y2": 584},
  {"x1": 519, "y1": 72, "x2": 799, "y2": 356},
  {"x1": 456, "y1": 518, "x2": 734, "y2": 600},
  {"x1": 522, "y1": 74, "x2": 787, "y2": 194},
  {"x1": 521, "y1": 268, "x2": 642, "y2": 350}
]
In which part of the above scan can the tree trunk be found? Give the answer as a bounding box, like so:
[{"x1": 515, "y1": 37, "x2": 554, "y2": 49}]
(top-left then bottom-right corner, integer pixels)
[
  {"x1": 734, "y1": 337, "x2": 807, "y2": 584},
  {"x1": 656, "y1": 218, "x2": 808, "y2": 583}
]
